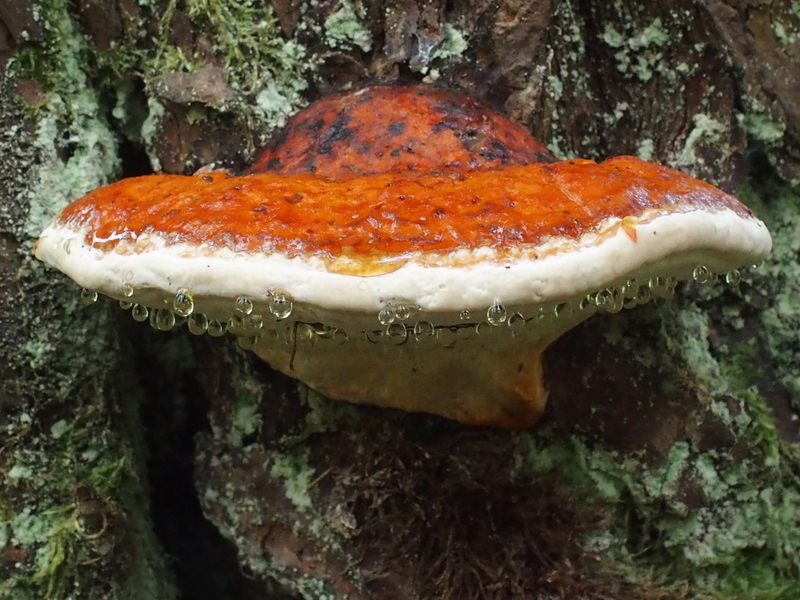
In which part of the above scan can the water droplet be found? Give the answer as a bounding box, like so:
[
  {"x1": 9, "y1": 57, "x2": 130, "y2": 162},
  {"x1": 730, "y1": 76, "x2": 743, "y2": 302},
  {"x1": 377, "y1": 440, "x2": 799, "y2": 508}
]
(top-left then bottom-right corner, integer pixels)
[
  {"x1": 475, "y1": 321, "x2": 494, "y2": 335},
  {"x1": 332, "y1": 329, "x2": 348, "y2": 344},
  {"x1": 580, "y1": 294, "x2": 594, "y2": 311},
  {"x1": 554, "y1": 302, "x2": 572, "y2": 318},
  {"x1": 238, "y1": 334, "x2": 260, "y2": 349},
  {"x1": 312, "y1": 323, "x2": 335, "y2": 339},
  {"x1": 365, "y1": 330, "x2": 382, "y2": 344},
  {"x1": 486, "y1": 298, "x2": 507, "y2": 326},
  {"x1": 207, "y1": 319, "x2": 227, "y2": 337},
  {"x1": 173, "y1": 288, "x2": 194, "y2": 317},
  {"x1": 268, "y1": 290, "x2": 293, "y2": 319},
  {"x1": 188, "y1": 313, "x2": 208, "y2": 335},
  {"x1": 595, "y1": 288, "x2": 612, "y2": 307},
  {"x1": 243, "y1": 314, "x2": 263, "y2": 334},
  {"x1": 692, "y1": 265, "x2": 709, "y2": 283},
  {"x1": 62, "y1": 238, "x2": 75, "y2": 254},
  {"x1": 235, "y1": 296, "x2": 254, "y2": 315},
  {"x1": 79, "y1": 289, "x2": 98, "y2": 305},
  {"x1": 233, "y1": 315, "x2": 264, "y2": 336},
  {"x1": 160, "y1": 309, "x2": 176, "y2": 331},
  {"x1": 622, "y1": 279, "x2": 638, "y2": 300},
  {"x1": 150, "y1": 308, "x2": 175, "y2": 331},
  {"x1": 636, "y1": 285, "x2": 651, "y2": 304},
  {"x1": 649, "y1": 278, "x2": 675, "y2": 299},
  {"x1": 229, "y1": 314, "x2": 262, "y2": 336},
  {"x1": 131, "y1": 304, "x2": 149, "y2": 322},
  {"x1": 378, "y1": 307, "x2": 395, "y2": 325},
  {"x1": 507, "y1": 312, "x2": 525, "y2": 335},
  {"x1": 386, "y1": 322, "x2": 408, "y2": 345},
  {"x1": 121, "y1": 283, "x2": 135, "y2": 298},
  {"x1": 660, "y1": 277, "x2": 677, "y2": 300},
  {"x1": 358, "y1": 281, "x2": 368, "y2": 290},
  {"x1": 604, "y1": 287, "x2": 624, "y2": 313},
  {"x1": 228, "y1": 314, "x2": 246, "y2": 335},
  {"x1": 704, "y1": 270, "x2": 719, "y2": 286},
  {"x1": 119, "y1": 300, "x2": 133, "y2": 310},
  {"x1": 725, "y1": 270, "x2": 741, "y2": 286},
  {"x1": 436, "y1": 326, "x2": 458, "y2": 347},
  {"x1": 394, "y1": 303, "x2": 413, "y2": 321},
  {"x1": 413, "y1": 321, "x2": 435, "y2": 340},
  {"x1": 295, "y1": 323, "x2": 314, "y2": 343}
]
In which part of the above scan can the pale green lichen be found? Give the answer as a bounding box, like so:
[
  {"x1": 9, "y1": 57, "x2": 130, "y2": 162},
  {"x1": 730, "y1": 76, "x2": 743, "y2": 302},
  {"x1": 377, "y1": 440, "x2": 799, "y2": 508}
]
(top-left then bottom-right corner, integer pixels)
[
  {"x1": 674, "y1": 113, "x2": 728, "y2": 171},
  {"x1": 636, "y1": 137, "x2": 655, "y2": 161},
  {"x1": 6, "y1": 507, "x2": 82, "y2": 598},
  {"x1": 323, "y1": 0, "x2": 373, "y2": 52},
  {"x1": 520, "y1": 413, "x2": 800, "y2": 595},
  {"x1": 2, "y1": 1, "x2": 175, "y2": 598},
  {"x1": 740, "y1": 183, "x2": 800, "y2": 410},
  {"x1": 7, "y1": 464, "x2": 34, "y2": 482},
  {"x1": 602, "y1": 17, "x2": 671, "y2": 82},
  {"x1": 227, "y1": 383, "x2": 263, "y2": 447},
  {"x1": 738, "y1": 112, "x2": 786, "y2": 145},
  {"x1": 139, "y1": 97, "x2": 166, "y2": 171},
  {"x1": 660, "y1": 302, "x2": 726, "y2": 394},
  {"x1": 514, "y1": 236, "x2": 800, "y2": 595},
  {"x1": 269, "y1": 452, "x2": 315, "y2": 513},
  {"x1": 14, "y1": 25, "x2": 120, "y2": 241},
  {"x1": 430, "y1": 24, "x2": 468, "y2": 62},
  {"x1": 736, "y1": 90, "x2": 796, "y2": 183}
]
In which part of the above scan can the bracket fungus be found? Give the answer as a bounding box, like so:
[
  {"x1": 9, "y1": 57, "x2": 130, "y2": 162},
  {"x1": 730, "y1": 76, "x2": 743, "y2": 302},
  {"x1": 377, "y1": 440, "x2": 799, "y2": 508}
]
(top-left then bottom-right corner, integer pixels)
[{"x1": 35, "y1": 85, "x2": 772, "y2": 428}]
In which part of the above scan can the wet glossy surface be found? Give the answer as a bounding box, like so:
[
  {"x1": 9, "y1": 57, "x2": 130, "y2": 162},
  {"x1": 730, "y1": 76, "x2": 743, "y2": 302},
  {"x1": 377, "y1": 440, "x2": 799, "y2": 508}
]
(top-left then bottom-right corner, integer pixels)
[{"x1": 57, "y1": 156, "x2": 752, "y2": 257}]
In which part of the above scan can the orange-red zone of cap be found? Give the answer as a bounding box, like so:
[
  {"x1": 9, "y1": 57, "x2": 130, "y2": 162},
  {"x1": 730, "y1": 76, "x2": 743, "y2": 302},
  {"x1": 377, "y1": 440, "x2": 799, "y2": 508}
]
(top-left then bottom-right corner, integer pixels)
[
  {"x1": 57, "y1": 156, "x2": 753, "y2": 259},
  {"x1": 246, "y1": 85, "x2": 555, "y2": 177}
]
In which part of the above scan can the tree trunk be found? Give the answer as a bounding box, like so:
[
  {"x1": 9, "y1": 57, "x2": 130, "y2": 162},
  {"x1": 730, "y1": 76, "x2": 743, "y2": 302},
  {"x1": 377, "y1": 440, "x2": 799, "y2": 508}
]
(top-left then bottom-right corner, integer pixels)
[{"x1": 1, "y1": 1, "x2": 799, "y2": 599}]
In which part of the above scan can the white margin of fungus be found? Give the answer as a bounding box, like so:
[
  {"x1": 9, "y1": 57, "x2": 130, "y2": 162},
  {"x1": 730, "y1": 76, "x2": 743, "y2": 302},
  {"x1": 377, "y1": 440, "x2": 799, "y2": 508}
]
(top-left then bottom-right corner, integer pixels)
[{"x1": 35, "y1": 207, "x2": 771, "y2": 321}]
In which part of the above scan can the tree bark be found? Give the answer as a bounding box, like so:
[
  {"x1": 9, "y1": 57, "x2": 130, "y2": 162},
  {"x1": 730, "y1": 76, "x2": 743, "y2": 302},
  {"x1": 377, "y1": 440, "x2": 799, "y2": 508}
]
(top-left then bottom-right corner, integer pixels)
[{"x1": 1, "y1": 1, "x2": 799, "y2": 599}]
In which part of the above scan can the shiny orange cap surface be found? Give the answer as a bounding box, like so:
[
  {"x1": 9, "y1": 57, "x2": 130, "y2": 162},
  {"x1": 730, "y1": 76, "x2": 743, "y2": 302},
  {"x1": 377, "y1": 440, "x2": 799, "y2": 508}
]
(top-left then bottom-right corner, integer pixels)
[{"x1": 56, "y1": 156, "x2": 753, "y2": 259}]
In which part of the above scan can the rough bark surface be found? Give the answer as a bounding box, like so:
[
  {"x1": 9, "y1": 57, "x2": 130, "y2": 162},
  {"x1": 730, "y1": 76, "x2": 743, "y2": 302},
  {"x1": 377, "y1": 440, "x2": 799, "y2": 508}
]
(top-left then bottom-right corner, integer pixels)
[{"x1": 1, "y1": 1, "x2": 799, "y2": 599}]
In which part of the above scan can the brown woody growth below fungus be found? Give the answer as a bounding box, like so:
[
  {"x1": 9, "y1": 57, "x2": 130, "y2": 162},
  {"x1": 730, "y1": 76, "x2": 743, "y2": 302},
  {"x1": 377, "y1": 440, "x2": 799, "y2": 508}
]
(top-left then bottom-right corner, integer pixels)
[{"x1": 34, "y1": 85, "x2": 772, "y2": 428}]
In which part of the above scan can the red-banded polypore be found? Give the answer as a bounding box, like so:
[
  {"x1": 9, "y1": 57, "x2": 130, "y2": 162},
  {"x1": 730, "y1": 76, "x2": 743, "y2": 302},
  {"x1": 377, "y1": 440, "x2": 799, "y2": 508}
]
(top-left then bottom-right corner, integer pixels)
[{"x1": 34, "y1": 85, "x2": 772, "y2": 428}]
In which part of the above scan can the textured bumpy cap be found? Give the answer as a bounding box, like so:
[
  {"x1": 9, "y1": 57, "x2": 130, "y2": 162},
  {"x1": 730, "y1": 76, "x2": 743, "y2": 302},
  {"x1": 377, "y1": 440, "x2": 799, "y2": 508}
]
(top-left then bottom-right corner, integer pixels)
[{"x1": 34, "y1": 85, "x2": 772, "y2": 427}]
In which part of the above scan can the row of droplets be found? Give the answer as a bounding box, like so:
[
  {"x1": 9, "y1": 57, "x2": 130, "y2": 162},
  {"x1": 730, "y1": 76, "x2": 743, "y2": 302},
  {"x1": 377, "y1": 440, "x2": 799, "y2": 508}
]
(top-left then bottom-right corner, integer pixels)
[
  {"x1": 167, "y1": 287, "x2": 294, "y2": 320},
  {"x1": 78, "y1": 265, "x2": 745, "y2": 346}
]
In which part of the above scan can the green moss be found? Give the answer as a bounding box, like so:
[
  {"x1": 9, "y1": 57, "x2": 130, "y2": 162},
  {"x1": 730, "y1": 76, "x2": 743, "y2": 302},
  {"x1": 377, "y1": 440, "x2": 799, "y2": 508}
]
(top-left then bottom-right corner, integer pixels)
[
  {"x1": 153, "y1": 0, "x2": 311, "y2": 132},
  {"x1": 1, "y1": 2, "x2": 177, "y2": 597}
]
